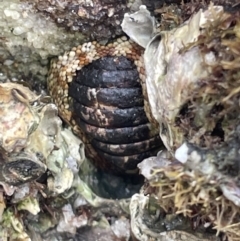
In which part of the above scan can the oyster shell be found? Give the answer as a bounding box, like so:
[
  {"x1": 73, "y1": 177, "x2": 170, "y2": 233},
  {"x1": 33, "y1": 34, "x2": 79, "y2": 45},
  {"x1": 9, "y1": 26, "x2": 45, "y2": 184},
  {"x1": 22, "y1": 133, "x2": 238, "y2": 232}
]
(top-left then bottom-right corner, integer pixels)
[
  {"x1": 1, "y1": 209, "x2": 31, "y2": 241},
  {"x1": 0, "y1": 83, "x2": 46, "y2": 185},
  {"x1": 130, "y1": 193, "x2": 217, "y2": 241},
  {"x1": 122, "y1": 3, "x2": 240, "y2": 241},
  {"x1": 121, "y1": 5, "x2": 156, "y2": 49},
  {"x1": 0, "y1": 83, "x2": 39, "y2": 153},
  {"x1": 0, "y1": 82, "x2": 133, "y2": 240},
  {"x1": 122, "y1": 4, "x2": 240, "y2": 152},
  {"x1": 0, "y1": 83, "x2": 85, "y2": 194}
]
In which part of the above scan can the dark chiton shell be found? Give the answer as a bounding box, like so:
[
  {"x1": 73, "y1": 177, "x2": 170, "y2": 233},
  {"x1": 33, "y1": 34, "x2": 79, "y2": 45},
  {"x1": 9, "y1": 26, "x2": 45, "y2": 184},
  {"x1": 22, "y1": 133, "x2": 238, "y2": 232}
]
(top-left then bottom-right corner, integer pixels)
[
  {"x1": 69, "y1": 56, "x2": 162, "y2": 173},
  {"x1": 47, "y1": 37, "x2": 163, "y2": 174}
]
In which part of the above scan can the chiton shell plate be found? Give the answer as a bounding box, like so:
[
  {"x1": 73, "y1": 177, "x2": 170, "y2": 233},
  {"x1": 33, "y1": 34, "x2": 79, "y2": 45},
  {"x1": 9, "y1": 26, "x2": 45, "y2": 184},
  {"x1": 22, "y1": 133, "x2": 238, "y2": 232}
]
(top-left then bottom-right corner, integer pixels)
[{"x1": 48, "y1": 37, "x2": 162, "y2": 174}]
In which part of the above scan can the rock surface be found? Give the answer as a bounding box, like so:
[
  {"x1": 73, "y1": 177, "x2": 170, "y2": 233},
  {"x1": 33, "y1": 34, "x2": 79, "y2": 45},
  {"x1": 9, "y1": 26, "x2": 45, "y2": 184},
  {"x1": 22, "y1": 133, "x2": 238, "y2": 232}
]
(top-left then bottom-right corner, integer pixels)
[{"x1": 0, "y1": 0, "x2": 133, "y2": 89}]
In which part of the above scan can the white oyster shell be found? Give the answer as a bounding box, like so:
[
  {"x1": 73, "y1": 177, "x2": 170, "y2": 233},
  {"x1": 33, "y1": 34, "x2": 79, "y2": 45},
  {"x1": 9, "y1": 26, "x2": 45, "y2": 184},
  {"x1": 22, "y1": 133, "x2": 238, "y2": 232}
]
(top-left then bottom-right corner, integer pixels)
[
  {"x1": 121, "y1": 5, "x2": 155, "y2": 48},
  {"x1": 57, "y1": 203, "x2": 88, "y2": 234},
  {"x1": 0, "y1": 83, "x2": 39, "y2": 153},
  {"x1": 122, "y1": 5, "x2": 225, "y2": 151},
  {"x1": 26, "y1": 103, "x2": 62, "y2": 161},
  {"x1": 123, "y1": 5, "x2": 240, "y2": 240},
  {"x1": 17, "y1": 196, "x2": 40, "y2": 215},
  {"x1": 46, "y1": 128, "x2": 84, "y2": 194},
  {"x1": 0, "y1": 83, "x2": 85, "y2": 195},
  {"x1": 130, "y1": 194, "x2": 216, "y2": 241},
  {"x1": 143, "y1": 7, "x2": 221, "y2": 150}
]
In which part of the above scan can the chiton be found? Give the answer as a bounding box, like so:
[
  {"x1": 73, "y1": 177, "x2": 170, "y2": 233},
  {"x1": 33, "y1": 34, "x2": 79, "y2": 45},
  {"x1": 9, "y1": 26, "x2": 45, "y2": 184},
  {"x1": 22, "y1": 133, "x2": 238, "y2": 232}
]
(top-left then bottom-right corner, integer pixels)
[{"x1": 47, "y1": 37, "x2": 163, "y2": 175}]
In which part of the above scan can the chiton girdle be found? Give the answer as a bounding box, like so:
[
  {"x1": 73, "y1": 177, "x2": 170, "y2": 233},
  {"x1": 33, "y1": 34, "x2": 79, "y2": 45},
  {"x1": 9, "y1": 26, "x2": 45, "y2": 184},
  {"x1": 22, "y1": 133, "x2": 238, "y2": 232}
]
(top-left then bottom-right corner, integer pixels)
[{"x1": 47, "y1": 37, "x2": 163, "y2": 175}]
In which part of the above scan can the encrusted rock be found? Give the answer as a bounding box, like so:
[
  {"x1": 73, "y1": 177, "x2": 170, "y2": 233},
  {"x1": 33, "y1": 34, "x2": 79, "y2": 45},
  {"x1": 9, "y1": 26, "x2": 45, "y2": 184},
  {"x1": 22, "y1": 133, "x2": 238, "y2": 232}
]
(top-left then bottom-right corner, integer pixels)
[{"x1": 24, "y1": 0, "x2": 129, "y2": 41}]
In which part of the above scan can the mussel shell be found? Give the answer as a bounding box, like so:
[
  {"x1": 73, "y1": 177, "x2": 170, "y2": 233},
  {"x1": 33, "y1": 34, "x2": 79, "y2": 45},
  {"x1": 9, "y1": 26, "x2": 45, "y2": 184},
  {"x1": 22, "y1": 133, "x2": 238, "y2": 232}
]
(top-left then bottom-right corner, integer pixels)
[{"x1": 1, "y1": 153, "x2": 47, "y2": 185}]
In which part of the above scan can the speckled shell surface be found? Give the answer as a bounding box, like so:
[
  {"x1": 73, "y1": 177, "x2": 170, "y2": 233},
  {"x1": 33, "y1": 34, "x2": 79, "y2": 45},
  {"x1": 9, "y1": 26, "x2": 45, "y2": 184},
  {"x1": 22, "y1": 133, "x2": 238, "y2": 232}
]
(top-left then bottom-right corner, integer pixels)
[
  {"x1": 0, "y1": 83, "x2": 39, "y2": 153},
  {"x1": 48, "y1": 37, "x2": 162, "y2": 174}
]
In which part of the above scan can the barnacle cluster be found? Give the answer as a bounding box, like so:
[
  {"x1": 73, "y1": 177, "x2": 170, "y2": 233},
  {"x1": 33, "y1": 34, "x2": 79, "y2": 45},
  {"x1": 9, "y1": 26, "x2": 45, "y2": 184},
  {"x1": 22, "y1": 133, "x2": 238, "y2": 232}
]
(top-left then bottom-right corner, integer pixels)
[
  {"x1": 0, "y1": 0, "x2": 142, "y2": 85},
  {"x1": 0, "y1": 0, "x2": 86, "y2": 85},
  {"x1": 22, "y1": 0, "x2": 130, "y2": 41}
]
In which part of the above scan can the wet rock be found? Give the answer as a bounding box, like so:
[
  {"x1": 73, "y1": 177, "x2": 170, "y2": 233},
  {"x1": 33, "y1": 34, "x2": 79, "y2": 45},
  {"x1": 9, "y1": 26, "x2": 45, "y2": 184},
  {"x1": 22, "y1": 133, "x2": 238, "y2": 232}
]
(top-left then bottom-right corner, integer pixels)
[{"x1": 23, "y1": 0, "x2": 128, "y2": 41}]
